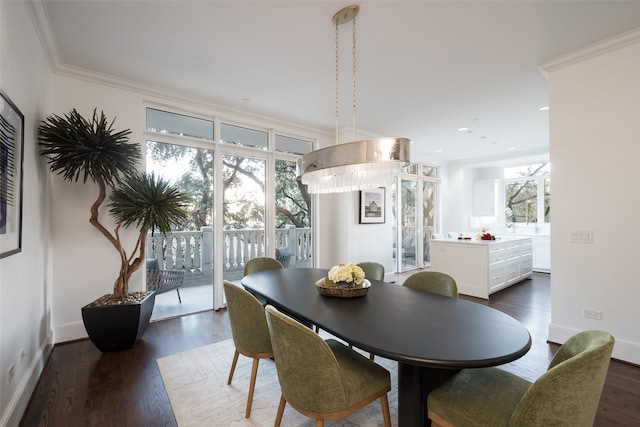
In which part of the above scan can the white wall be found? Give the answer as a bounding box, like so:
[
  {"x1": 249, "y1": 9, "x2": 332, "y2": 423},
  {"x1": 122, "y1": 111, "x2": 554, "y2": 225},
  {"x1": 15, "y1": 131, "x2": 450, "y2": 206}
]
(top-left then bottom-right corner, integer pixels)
[
  {"x1": 544, "y1": 32, "x2": 640, "y2": 364},
  {"x1": 442, "y1": 160, "x2": 466, "y2": 235},
  {"x1": 0, "y1": 2, "x2": 53, "y2": 426},
  {"x1": 346, "y1": 190, "x2": 395, "y2": 276}
]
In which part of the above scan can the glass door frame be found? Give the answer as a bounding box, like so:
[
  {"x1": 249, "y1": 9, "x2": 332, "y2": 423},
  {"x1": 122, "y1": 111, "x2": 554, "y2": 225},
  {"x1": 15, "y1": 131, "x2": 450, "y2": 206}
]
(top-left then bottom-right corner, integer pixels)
[
  {"x1": 394, "y1": 165, "x2": 441, "y2": 273},
  {"x1": 143, "y1": 132, "x2": 216, "y2": 315},
  {"x1": 396, "y1": 174, "x2": 420, "y2": 273},
  {"x1": 215, "y1": 142, "x2": 274, "y2": 309}
]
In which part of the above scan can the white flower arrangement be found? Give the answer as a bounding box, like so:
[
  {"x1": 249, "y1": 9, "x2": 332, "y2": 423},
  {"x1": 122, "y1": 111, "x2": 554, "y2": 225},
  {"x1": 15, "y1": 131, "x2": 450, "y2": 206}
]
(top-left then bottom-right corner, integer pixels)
[{"x1": 328, "y1": 262, "x2": 365, "y2": 287}]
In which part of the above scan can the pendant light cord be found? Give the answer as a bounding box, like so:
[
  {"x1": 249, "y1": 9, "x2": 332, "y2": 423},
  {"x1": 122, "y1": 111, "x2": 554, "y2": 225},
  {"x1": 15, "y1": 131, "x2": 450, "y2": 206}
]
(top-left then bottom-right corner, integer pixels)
[
  {"x1": 335, "y1": 11, "x2": 358, "y2": 145},
  {"x1": 335, "y1": 19, "x2": 340, "y2": 146},
  {"x1": 352, "y1": 14, "x2": 357, "y2": 141}
]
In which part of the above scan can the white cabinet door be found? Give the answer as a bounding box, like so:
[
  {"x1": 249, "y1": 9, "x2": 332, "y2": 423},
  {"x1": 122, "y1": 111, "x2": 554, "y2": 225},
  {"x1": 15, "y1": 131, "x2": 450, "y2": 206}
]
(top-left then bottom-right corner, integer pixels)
[
  {"x1": 473, "y1": 180, "x2": 498, "y2": 216},
  {"x1": 533, "y1": 236, "x2": 551, "y2": 272}
]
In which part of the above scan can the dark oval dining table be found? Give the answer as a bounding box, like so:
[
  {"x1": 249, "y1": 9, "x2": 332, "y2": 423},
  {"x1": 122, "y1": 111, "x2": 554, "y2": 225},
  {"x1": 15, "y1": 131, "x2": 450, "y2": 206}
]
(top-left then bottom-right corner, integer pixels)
[{"x1": 241, "y1": 267, "x2": 532, "y2": 427}]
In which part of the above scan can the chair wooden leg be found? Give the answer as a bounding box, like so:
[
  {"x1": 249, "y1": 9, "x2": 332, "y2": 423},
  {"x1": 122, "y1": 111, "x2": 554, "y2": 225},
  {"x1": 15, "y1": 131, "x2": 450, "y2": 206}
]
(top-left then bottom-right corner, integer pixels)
[
  {"x1": 380, "y1": 394, "x2": 391, "y2": 427},
  {"x1": 274, "y1": 394, "x2": 287, "y2": 427},
  {"x1": 369, "y1": 353, "x2": 375, "y2": 360},
  {"x1": 245, "y1": 357, "x2": 260, "y2": 417},
  {"x1": 227, "y1": 349, "x2": 240, "y2": 385},
  {"x1": 428, "y1": 410, "x2": 453, "y2": 427},
  {"x1": 315, "y1": 420, "x2": 324, "y2": 427}
]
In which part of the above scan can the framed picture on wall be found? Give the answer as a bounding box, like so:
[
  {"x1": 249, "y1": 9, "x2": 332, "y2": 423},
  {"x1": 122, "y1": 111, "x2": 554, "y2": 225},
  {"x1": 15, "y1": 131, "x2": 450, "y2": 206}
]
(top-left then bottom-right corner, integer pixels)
[
  {"x1": 359, "y1": 187, "x2": 385, "y2": 224},
  {"x1": 0, "y1": 88, "x2": 24, "y2": 259}
]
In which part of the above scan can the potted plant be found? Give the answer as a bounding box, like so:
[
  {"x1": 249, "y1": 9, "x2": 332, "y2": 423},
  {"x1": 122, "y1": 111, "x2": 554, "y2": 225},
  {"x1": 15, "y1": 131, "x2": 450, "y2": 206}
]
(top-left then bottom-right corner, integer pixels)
[{"x1": 38, "y1": 108, "x2": 189, "y2": 351}]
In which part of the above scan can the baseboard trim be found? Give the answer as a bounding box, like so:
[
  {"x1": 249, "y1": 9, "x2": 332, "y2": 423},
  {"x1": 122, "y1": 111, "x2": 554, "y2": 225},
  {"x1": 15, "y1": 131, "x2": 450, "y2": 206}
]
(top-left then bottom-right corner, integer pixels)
[
  {"x1": 548, "y1": 323, "x2": 640, "y2": 366},
  {"x1": 1, "y1": 333, "x2": 53, "y2": 427},
  {"x1": 54, "y1": 321, "x2": 88, "y2": 343}
]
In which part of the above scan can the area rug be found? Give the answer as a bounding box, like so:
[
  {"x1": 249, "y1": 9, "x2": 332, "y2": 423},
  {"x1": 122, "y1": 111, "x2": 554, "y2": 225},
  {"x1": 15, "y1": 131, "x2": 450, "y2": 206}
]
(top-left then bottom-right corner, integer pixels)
[{"x1": 157, "y1": 337, "x2": 399, "y2": 426}]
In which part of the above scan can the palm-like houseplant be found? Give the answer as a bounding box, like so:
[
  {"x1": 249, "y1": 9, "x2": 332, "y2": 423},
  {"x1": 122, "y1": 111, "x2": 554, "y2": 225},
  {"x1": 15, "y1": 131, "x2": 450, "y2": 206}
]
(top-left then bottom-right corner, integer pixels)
[{"x1": 38, "y1": 108, "x2": 189, "y2": 350}]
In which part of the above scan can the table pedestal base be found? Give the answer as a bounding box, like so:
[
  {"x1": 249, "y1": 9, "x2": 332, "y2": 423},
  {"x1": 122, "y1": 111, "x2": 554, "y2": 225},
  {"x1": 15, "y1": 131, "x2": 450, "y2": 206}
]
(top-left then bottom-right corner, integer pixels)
[{"x1": 398, "y1": 363, "x2": 459, "y2": 427}]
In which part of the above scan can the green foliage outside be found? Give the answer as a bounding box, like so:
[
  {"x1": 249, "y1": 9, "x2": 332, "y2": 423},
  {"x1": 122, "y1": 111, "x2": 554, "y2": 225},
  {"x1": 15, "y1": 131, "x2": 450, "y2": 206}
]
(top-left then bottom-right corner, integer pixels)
[
  {"x1": 146, "y1": 142, "x2": 311, "y2": 232},
  {"x1": 504, "y1": 163, "x2": 550, "y2": 224}
]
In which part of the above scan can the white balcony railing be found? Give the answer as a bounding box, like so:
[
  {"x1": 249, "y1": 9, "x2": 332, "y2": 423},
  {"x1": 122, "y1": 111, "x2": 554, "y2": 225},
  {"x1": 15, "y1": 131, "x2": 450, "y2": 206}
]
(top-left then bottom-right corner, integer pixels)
[{"x1": 146, "y1": 226, "x2": 312, "y2": 283}]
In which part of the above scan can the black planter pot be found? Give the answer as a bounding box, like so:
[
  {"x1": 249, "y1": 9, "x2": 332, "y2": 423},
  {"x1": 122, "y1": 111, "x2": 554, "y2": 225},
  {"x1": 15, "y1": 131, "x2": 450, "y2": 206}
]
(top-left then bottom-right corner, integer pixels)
[{"x1": 81, "y1": 291, "x2": 156, "y2": 352}]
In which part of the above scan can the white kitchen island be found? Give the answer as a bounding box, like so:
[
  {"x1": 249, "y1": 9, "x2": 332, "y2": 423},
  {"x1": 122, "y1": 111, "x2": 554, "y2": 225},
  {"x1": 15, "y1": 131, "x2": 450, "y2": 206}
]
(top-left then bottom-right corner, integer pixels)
[{"x1": 429, "y1": 236, "x2": 533, "y2": 299}]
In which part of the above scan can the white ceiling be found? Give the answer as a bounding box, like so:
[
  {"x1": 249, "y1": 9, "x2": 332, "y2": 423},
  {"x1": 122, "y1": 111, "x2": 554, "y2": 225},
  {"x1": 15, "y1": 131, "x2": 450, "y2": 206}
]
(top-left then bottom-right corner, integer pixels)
[{"x1": 40, "y1": 1, "x2": 640, "y2": 163}]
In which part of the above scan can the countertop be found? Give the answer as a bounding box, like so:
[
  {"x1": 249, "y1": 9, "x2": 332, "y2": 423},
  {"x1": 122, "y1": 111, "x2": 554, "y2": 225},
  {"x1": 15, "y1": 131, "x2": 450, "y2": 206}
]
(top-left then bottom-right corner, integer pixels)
[{"x1": 431, "y1": 236, "x2": 533, "y2": 245}]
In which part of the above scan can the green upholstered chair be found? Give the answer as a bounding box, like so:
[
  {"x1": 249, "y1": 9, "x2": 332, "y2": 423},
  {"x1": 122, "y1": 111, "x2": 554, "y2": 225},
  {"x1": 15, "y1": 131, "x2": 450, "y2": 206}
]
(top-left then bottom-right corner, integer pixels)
[
  {"x1": 427, "y1": 329, "x2": 615, "y2": 427},
  {"x1": 355, "y1": 261, "x2": 385, "y2": 359},
  {"x1": 222, "y1": 281, "x2": 274, "y2": 418},
  {"x1": 265, "y1": 305, "x2": 392, "y2": 427},
  {"x1": 357, "y1": 261, "x2": 385, "y2": 282},
  {"x1": 243, "y1": 256, "x2": 284, "y2": 276},
  {"x1": 402, "y1": 271, "x2": 458, "y2": 298},
  {"x1": 243, "y1": 257, "x2": 283, "y2": 306}
]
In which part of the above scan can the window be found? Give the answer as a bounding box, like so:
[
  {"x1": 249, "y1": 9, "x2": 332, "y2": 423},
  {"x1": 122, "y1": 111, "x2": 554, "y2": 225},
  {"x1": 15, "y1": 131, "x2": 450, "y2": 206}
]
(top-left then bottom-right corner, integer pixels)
[
  {"x1": 220, "y1": 123, "x2": 267, "y2": 149},
  {"x1": 504, "y1": 163, "x2": 550, "y2": 224},
  {"x1": 275, "y1": 134, "x2": 313, "y2": 155},
  {"x1": 146, "y1": 108, "x2": 214, "y2": 140},
  {"x1": 422, "y1": 165, "x2": 438, "y2": 178}
]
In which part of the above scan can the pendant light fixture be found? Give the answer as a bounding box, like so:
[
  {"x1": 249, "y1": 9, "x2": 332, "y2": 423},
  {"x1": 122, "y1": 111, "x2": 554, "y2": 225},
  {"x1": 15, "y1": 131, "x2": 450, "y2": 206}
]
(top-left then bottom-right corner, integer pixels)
[{"x1": 298, "y1": 4, "x2": 410, "y2": 194}]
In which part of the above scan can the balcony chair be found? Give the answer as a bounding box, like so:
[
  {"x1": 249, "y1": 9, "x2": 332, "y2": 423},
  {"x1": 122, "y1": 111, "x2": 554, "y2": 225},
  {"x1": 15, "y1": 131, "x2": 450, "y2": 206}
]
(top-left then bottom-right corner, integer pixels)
[
  {"x1": 402, "y1": 271, "x2": 458, "y2": 298},
  {"x1": 275, "y1": 246, "x2": 293, "y2": 267},
  {"x1": 222, "y1": 281, "x2": 274, "y2": 418},
  {"x1": 427, "y1": 329, "x2": 615, "y2": 427},
  {"x1": 146, "y1": 258, "x2": 185, "y2": 302},
  {"x1": 265, "y1": 305, "x2": 392, "y2": 427}
]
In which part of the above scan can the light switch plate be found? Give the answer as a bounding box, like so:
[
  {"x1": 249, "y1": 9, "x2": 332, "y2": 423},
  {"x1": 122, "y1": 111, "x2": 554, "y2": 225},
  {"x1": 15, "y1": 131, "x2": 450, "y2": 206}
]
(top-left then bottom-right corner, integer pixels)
[{"x1": 570, "y1": 230, "x2": 593, "y2": 243}]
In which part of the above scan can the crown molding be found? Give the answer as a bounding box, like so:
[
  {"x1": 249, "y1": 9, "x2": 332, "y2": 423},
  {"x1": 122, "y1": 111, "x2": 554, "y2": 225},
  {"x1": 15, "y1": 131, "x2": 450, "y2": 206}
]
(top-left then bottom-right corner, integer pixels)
[
  {"x1": 539, "y1": 26, "x2": 640, "y2": 75},
  {"x1": 26, "y1": 0, "x2": 61, "y2": 72},
  {"x1": 53, "y1": 64, "x2": 331, "y2": 138}
]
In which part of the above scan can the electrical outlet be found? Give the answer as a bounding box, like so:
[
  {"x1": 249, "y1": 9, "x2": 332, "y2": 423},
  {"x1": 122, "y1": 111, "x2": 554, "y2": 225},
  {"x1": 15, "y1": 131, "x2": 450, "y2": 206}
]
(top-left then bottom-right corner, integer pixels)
[
  {"x1": 583, "y1": 309, "x2": 603, "y2": 320},
  {"x1": 7, "y1": 364, "x2": 14, "y2": 384}
]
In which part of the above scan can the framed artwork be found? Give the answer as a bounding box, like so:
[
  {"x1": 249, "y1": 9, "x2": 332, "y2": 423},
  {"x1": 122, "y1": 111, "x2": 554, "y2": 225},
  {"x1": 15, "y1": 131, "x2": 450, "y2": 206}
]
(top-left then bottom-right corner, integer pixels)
[
  {"x1": 0, "y1": 88, "x2": 24, "y2": 259},
  {"x1": 359, "y1": 187, "x2": 385, "y2": 224}
]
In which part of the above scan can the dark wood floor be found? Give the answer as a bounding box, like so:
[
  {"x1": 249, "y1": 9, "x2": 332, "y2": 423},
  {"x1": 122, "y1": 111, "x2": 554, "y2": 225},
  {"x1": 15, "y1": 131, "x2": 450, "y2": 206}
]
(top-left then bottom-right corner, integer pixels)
[{"x1": 20, "y1": 272, "x2": 640, "y2": 426}]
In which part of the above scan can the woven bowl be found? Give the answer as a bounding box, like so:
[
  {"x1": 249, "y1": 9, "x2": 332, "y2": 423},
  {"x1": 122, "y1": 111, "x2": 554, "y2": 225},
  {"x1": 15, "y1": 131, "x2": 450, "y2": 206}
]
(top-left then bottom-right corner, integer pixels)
[{"x1": 315, "y1": 278, "x2": 371, "y2": 298}]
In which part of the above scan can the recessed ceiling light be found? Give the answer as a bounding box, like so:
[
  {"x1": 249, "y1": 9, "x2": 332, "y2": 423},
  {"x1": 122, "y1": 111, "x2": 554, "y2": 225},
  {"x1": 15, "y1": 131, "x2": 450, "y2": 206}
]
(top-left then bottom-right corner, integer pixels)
[
  {"x1": 538, "y1": 106, "x2": 549, "y2": 111},
  {"x1": 435, "y1": 149, "x2": 443, "y2": 153},
  {"x1": 507, "y1": 147, "x2": 516, "y2": 150},
  {"x1": 457, "y1": 127, "x2": 468, "y2": 132}
]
